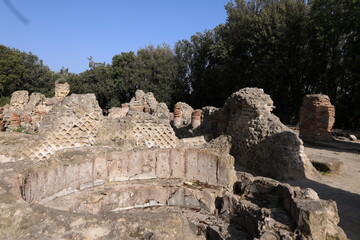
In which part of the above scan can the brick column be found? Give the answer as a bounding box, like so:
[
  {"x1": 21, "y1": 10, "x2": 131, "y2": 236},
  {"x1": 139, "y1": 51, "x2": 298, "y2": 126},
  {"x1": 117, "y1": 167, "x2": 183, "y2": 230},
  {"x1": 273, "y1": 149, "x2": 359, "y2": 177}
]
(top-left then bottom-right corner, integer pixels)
[
  {"x1": 300, "y1": 94, "x2": 335, "y2": 141},
  {"x1": 173, "y1": 103, "x2": 182, "y2": 126},
  {"x1": 191, "y1": 109, "x2": 203, "y2": 128}
]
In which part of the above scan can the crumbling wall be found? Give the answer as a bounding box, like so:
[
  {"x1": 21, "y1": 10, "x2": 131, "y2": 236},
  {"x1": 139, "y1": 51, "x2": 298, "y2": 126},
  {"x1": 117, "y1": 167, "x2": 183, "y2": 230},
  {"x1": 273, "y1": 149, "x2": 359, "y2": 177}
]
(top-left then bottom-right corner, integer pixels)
[
  {"x1": 173, "y1": 102, "x2": 194, "y2": 127},
  {"x1": 21, "y1": 94, "x2": 103, "y2": 161},
  {"x1": 9, "y1": 90, "x2": 29, "y2": 109},
  {"x1": 107, "y1": 104, "x2": 130, "y2": 118},
  {"x1": 128, "y1": 90, "x2": 160, "y2": 114},
  {"x1": 1, "y1": 91, "x2": 60, "y2": 132},
  {"x1": 97, "y1": 114, "x2": 178, "y2": 149},
  {"x1": 300, "y1": 94, "x2": 335, "y2": 141},
  {"x1": 131, "y1": 117, "x2": 177, "y2": 148},
  {"x1": 222, "y1": 172, "x2": 347, "y2": 240},
  {"x1": 108, "y1": 90, "x2": 170, "y2": 120},
  {"x1": 17, "y1": 90, "x2": 177, "y2": 161},
  {"x1": 219, "y1": 88, "x2": 318, "y2": 179}
]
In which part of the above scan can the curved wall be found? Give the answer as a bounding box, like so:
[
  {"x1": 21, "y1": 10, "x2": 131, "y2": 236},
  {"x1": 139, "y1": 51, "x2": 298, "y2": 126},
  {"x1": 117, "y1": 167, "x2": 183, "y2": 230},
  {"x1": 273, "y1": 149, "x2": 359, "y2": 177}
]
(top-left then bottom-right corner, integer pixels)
[{"x1": 20, "y1": 147, "x2": 236, "y2": 205}]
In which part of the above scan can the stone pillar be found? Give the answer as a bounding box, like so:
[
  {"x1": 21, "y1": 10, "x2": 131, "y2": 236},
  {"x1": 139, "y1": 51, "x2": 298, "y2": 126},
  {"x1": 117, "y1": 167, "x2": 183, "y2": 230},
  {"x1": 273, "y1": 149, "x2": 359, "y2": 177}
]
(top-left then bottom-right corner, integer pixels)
[
  {"x1": 173, "y1": 103, "x2": 182, "y2": 126},
  {"x1": 55, "y1": 81, "x2": 70, "y2": 99},
  {"x1": 191, "y1": 109, "x2": 203, "y2": 128},
  {"x1": 0, "y1": 108, "x2": 4, "y2": 131},
  {"x1": 300, "y1": 94, "x2": 335, "y2": 141}
]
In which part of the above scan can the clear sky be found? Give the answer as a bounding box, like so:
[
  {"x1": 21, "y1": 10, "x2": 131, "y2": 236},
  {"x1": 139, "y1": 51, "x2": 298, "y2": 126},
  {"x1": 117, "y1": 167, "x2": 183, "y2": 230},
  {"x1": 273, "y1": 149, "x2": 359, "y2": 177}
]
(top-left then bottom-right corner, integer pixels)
[{"x1": 1, "y1": 0, "x2": 229, "y2": 73}]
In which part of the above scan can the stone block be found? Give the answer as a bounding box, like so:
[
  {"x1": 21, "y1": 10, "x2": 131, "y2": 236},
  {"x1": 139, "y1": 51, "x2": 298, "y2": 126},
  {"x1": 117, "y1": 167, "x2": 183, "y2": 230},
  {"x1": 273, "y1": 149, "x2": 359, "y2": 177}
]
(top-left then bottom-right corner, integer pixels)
[
  {"x1": 55, "y1": 81, "x2": 70, "y2": 99},
  {"x1": 10, "y1": 90, "x2": 29, "y2": 109}
]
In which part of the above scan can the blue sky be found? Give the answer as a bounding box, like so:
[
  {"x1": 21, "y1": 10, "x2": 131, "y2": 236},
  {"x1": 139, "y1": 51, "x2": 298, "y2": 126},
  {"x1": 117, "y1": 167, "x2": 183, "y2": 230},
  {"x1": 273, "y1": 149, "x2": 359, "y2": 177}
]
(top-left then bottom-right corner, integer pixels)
[{"x1": 1, "y1": 0, "x2": 229, "y2": 73}]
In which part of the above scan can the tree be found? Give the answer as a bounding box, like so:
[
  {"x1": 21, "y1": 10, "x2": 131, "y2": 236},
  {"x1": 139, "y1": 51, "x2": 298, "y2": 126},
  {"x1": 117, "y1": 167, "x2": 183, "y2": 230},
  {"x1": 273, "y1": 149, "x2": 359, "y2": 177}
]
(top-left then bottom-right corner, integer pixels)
[
  {"x1": 0, "y1": 45, "x2": 54, "y2": 105},
  {"x1": 69, "y1": 58, "x2": 117, "y2": 109},
  {"x1": 112, "y1": 44, "x2": 185, "y2": 107}
]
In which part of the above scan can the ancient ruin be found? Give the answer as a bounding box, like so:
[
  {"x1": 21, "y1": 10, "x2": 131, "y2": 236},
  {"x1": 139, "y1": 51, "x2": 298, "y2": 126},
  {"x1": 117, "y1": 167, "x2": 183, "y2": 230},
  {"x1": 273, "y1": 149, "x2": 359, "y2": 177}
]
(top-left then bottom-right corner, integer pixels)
[
  {"x1": 0, "y1": 85, "x2": 347, "y2": 239},
  {"x1": 300, "y1": 94, "x2": 335, "y2": 141},
  {"x1": 54, "y1": 80, "x2": 70, "y2": 99}
]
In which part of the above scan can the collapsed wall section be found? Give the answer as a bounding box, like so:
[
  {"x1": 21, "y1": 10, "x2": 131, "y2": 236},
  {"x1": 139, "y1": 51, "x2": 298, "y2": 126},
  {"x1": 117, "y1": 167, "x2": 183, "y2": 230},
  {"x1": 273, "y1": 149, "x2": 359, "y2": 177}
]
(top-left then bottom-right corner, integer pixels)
[
  {"x1": 1, "y1": 91, "x2": 59, "y2": 132},
  {"x1": 222, "y1": 172, "x2": 347, "y2": 240},
  {"x1": 218, "y1": 88, "x2": 318, "y2": 179}
]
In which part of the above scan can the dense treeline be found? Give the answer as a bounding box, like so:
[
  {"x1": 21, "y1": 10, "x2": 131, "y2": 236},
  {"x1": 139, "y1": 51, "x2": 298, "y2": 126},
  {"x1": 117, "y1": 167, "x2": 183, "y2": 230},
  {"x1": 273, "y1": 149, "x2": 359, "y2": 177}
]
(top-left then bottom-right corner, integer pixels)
[
  {"x1": 0, "y1": 0, "x2": 359, "y2": 129},
  {"x1": 0, "y1": 45, "x2": 56, "y2": 105}
]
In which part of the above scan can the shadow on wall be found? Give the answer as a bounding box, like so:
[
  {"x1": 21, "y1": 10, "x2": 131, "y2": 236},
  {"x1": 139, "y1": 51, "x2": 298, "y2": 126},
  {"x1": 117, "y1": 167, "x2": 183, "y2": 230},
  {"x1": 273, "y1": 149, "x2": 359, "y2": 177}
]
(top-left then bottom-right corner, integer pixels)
[
  {"x1": 285, "y1": 178, "x2": 360, "y2": 240},
  {"x1": 232, "y1": 131, "x2": 308, "y2": 180}
]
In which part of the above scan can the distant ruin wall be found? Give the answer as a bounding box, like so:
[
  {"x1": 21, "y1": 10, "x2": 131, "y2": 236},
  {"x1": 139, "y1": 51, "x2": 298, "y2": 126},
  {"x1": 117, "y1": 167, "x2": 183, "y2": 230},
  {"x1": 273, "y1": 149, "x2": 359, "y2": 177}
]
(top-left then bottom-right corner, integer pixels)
[{"x1": 300, "y1": 94, "x2": 335, "y2": 141}]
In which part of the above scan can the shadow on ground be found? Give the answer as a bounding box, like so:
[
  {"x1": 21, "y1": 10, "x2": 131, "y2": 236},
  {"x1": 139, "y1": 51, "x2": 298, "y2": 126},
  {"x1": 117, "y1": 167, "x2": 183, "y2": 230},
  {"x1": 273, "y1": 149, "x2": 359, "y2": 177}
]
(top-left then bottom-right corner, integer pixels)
[
  {"x1": 304, "y1": 139, "x2": 360, "y2": 153},
  {"x1": 285, "y1": 178, "x2": 360, "y2": 240}
]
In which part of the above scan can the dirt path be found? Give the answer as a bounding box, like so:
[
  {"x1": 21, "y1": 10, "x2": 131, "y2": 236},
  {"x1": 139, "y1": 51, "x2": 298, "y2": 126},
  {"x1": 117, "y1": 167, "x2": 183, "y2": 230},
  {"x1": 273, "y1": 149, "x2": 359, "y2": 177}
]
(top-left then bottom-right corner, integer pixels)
[{"x1": 286, "y1": 139, "x2": 360, "y2": 240}]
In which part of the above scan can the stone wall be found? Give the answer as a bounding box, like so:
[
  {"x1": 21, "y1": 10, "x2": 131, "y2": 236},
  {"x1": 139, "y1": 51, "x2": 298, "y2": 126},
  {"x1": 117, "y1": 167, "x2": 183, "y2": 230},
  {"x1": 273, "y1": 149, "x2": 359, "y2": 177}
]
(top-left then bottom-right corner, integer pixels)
[
  {"x1": 0, "y1": 88, "x2": 348, "y2": 240},
  {"x1": 20, "y1": 147, "x2": 236, "y2": 204},
  {"x1": 1, "y1": 91, "x2": 58, "y2": 132},
  {"x1": 218, "y1": 88, "x2": 318, "y2": 179},
  {"x1": 222, "y1": 172, "x2": 347, "y2": 240},
  {"x1": 131, "y1": 117, "x2": 177, "y2": 148},
  {"x1": 16, "y1": 91, "x2": 178, "y2": 161},
  {"x1": 21, "y1": 94, "x2": 103, "y2": 161},
  {"x1": 300, "y1": 94, "x2": 335, "y2": 141},
  {"x1": 108, "y1": 104, "x2": 130, "y2": 118}
]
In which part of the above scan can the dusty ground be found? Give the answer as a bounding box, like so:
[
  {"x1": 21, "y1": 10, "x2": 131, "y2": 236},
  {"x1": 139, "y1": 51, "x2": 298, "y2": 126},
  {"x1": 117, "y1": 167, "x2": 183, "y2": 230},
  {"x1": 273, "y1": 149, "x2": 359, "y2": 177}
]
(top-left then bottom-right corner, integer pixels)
[{"x1": 286, "y1": 138, "x2": 360, "y2": 240}]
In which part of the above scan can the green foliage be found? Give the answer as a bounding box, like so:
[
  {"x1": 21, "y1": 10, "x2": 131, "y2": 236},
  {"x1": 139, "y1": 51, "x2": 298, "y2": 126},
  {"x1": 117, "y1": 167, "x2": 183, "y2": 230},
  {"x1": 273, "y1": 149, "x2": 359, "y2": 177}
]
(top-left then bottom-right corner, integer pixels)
[
  {"x1": 174, "y1": 0, "x2": 360, "y2": 129},
  {"x1": 0, "y1": 45, "x2": 54, "y2": 98},
  {"x1": 68, "y1": 60, "x2": 117, "y2": 109},
  {"x1": 0, "y1": 96, "x2": 10, "y2": 107},
  {"x1": 0, "y1": 0, "x2": 359, "y2": 130},
  {"x1": 14, "y1": 126, "x2": 25, "y2": 133},
  {"x1": 112, "y1": 44, "x2": 188, "y2": 107},
  {"x1": 56, "y1": 78, "x2": 67, "y2": 84}
]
